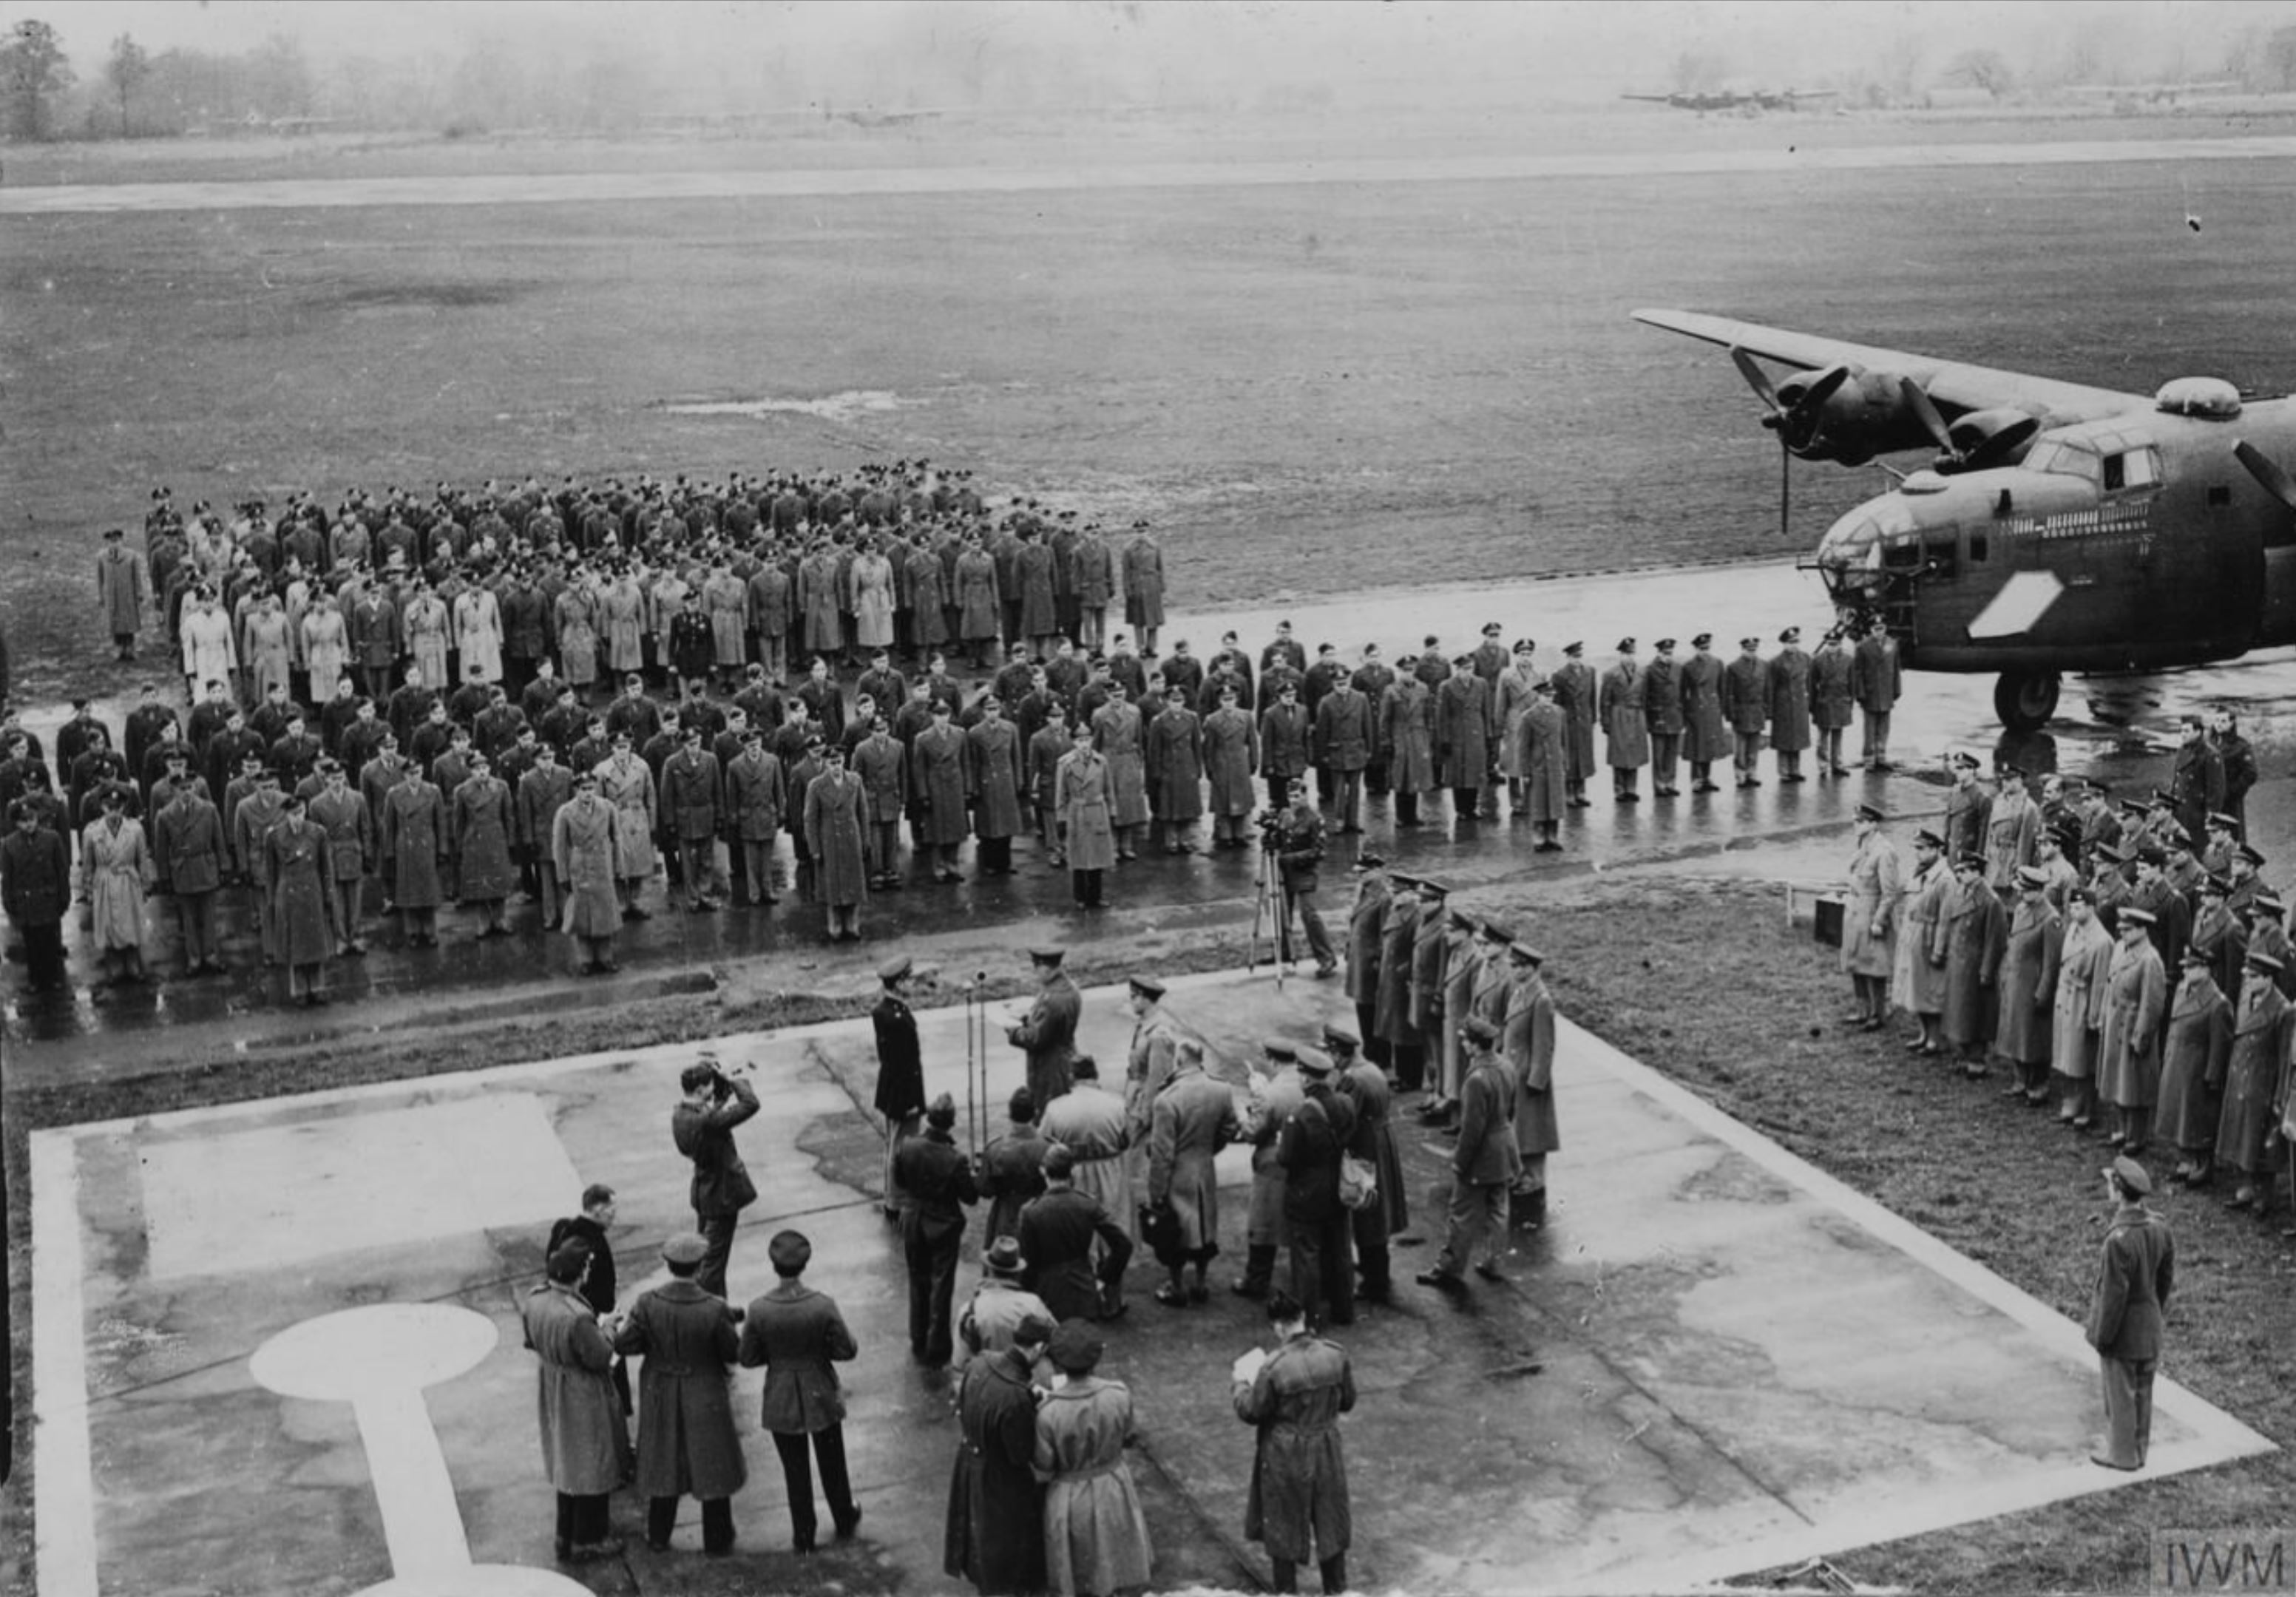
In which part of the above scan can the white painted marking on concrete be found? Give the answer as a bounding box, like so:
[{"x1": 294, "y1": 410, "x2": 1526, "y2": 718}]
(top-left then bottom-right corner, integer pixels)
[
  {"x1": 140, "y1": 1093, "x2": 581, "y2": 1279},
  {"x1": 30, "y1": 1130, "x2": 99, "y2": 1597},
  {"x1": 251, "y1": 1304, "x2": 589, "y2": 1595},
  {"x1": 1965, "y1": 569, "x2": 2067, "y2": 640}
]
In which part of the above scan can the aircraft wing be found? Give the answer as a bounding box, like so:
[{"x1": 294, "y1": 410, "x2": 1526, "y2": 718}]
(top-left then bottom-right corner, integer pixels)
[
  {"x1": 1633, "y1": 308, "x2": 2147, "y2": 425},
  {"x1": 1619, "y1": 94, "x2": 1676, "y2": 103}
]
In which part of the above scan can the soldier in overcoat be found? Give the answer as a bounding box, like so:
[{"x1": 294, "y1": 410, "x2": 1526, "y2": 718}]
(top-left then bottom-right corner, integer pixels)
[
  {"x1": 2155, "y1": 949, "x2": 2234, "y2": 1184},
  {"x1": 1434, "y1": 657, "x2": 1492, "y2": 818},
  {"x1": 1940, "y1": 853, "x2": 2007, "y2": 1074},
  {"x1": 155, "y1": 768, "x2": 228, "y2": 974},
  {"x1": 1311, "y1": 674, "x2": 1372, "y2": 834},
  {"x1": 1054, "y1": 725, "x2": 1116, "y2": 908},
  {"x1": 1994, "y1": 867, "x2": 2064, "y2": 1101},
  {"x1": 1503, "y1": 942, "x2": 1559, "y2": 1226},
  {"x1": 1598, "y1": 639, "x2": 1648, "y2": 802},
  {"x1": 967, "y1": 699, "x2": 1026, "y2": 875},
  {"x1": 1035, "y1": 1323, "x2": 1154, "y2": 1597},
  {"x1": 1234, "y1": 1292, "x2": 1355, "y2": 1596},
  {"x1": 452, "y1": 753, "x2": 517, "y2": 935},
  {"x1": 1838, "y1": 803, "x2": 1903, "y2": 1028},
  {"x1": 1148, "y1": 1039, "x2": 1242, "y2": 1306},
  {"x1": 1091, "y1": 690, "x2": 1150, "y2": 861},
  {"x1": 803, "y1": 743, "x2": 869, "y2": 941},
  {"x1": 1376, "y1": 670, "x2": 1435, "y2": 827},
  {"x1": 515, "y1": 743, "x2": 574, "y2": 928},
  {"x1": 521, "y1": 1241, "x2": 627, "y2": 1562},
  {"x1": 1721, "y1": 637, "x2": 1771, "y2": 788},
  {"x1": 595, "y1": 736, "x2": 657, "y2": 915},
  {"x1": 552, "y1": 769, "x2": 623, "y2": 974},
  {"x1": 1515, "y1": 679, "x2": 1568, "y2": 850},
  {"x1": 661, "y1": 727, "x2": 722, "y2": 911},
  {"x1": 847, "y1": 718, "x2": 904, "y2": 889},
  {"x1": 1121, "y1": 523, "x2": 1165, "y2": 658},
  {"x1": 2053, "y1": 889, "x2": 2115, "y2": 1125},
  {"x1": 1344, "y1": 858, "x2": 1390, "y2": 1065},
  {"x1": 912, "y1": 703, "x2": 973, "y2": 881},
  {"x1": 1810, "y1": 627, "x2": 1855, "y2": 776},
  {"x1": 1681, "y1": 636, "x2": 1731, "y2": 791},
  {"x1": 1330, "y1": 1025, "x2": 1405, "y2": 1304},
  {"x1": 1202, "y1": 688, "x2": 1259, "y2": 848},
  {"x1": 97, "y1": 527, "x2": 149, "y2": 660},
  {"x1": 945, "y1": 1314, "x2": 1052, "y2": 1596},
  {"x1": 2099, "y1": 908, "x2": 2169, "y2": 1153},
  {"x1": 1767, "y1": 626, "x2": 1813, "y2": 781},
  {"x1": 266, "y1": 791, "x2": 339, "y2": 1003},
  {"x1": 725, "y1": 728, "x2": 788, "y2": 904},
  {"x1": 1548, "y1": 642, "x2": 1597, "y2": 806},
  {"x1": 612, "y1": 1232, "x2": 745, "y2": 1555},
  {"x1": 1374, "y1": 870, "x2": 1426, "y2": 1088},
  {"x1": 2215, "y1": 949, "x2": 2295, "y2": 1210},
  {"x1": 1145, "y1": 696, "x2": 1205, "y2": 855},
  {"x1": 1852, "y1": 617, "x2": 1901, "y2": 770}
]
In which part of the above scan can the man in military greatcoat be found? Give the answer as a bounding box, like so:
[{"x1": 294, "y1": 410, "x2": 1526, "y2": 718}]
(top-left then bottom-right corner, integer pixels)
[
  {"x1": 1642, "y1": 637, "x2": 1684, "y2": 798},
  {"x1": 1721, "y1": 636, "x2": 1771, "y2": 788},
  {"x1": 1852, "y1": 616, "x2": 1901, "y2": 770},
  {"x1": 613, "y1": 1233, "x2": 745, "y2": 1556},
  {"x1": 1598, "y1": 638, "x2": 1648, "y2": 804},
  {"x1": 1767, "y1": 626, "x2": 1813, "y2": 782}
]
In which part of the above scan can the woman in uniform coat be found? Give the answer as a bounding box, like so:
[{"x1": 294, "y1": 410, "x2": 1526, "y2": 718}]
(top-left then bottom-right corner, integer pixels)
[
  {"x1": 1054, "y1": 725, "x2": 1116, "y2": 909},
  {"x1": 266, "y1": 791, "x2": 339, "y2": 1004},
  {"x1": 2053, "y1": 889, "x2": 2116, "y2": 1126}
]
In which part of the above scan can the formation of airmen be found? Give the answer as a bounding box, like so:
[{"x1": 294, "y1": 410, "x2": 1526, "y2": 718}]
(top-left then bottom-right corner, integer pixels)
[{"x1": 1840, "y1": 711, "x2": 2295, "y2": 1231}]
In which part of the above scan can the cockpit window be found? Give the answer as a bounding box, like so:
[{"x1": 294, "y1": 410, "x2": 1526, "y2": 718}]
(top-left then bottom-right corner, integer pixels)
[
  {"x1": 2022, "y1": 438, "x2": 2100, "y2": 484},
  {"x1": 2102, "y1": 447, "x2": 2161, "y2": 492}
]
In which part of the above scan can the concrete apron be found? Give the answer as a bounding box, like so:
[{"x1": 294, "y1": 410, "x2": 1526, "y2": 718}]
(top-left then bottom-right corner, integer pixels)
[{"x1": 34, "y1": 970, "x2": 2273, "y2": 1597}]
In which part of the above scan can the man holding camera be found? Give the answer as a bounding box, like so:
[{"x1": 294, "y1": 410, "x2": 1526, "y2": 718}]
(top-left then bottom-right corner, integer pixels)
[
  {"x1": 672, "y1": 1051, "x2": 761, "y2": 1303},
  {"x1": 1267, "y1": 779, "x2": 1338, "y2": 977}
]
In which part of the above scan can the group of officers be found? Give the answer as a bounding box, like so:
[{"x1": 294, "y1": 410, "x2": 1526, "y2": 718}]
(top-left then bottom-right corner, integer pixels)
[{"x1": 1838, "y1": 708, "x2": 2292, "y2": 1232}]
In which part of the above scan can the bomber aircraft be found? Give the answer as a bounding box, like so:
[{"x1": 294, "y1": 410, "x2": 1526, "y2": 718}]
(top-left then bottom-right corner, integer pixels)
[
  {"x1": 1638, "y1": 310, "x2": 2296, "y2": 730},
  {"x1": 1620, "y1": 88, "x2": 1836, "y2": 113}
]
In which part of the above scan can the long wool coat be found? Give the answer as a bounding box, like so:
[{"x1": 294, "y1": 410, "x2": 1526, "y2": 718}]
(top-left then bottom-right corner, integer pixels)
[
  {"x1": 1837, "y1": 835, "x2": 1910, "y2": 986},
  {"x1": 1091, "y1": 702, "x2": 1151, "y2": 827},
  {"x1": 2216, "y1": 980, "x2": 2295, "y2": 1172},
  {"x1": 969, "y1": 719, "x2": 1026, "y2": 840},
  {"x1": 1894, "y1": 859, "x2": 1949, "y2": 1012},
  {"x1": 1202, "y1": 706, "x2": 1259, "y2": 816},
  {"x1": 552, "y1": 793, "x2": 623, "y2": 937},
  {"x1": 2155, "y1": 972, "x2": 2233, "y2": 1151},
  {"x1": 1378, "y1": 677, "x2": 1435, "y2": 792},
  {"x1": 912, "y1": 724, "x2": 973, "y2": 847},
  {"x1": 1055, "y1": 747, "x2": 1117, "y2": 871},
  {"x1": 266, "y1": 818, "x2": 337, "y2": 965},
  {"x1": 613, "y1": 1279, "x2": 747, "y2": 1501},
  {"x1": 1679, "y1": 653, "x2": 1730, "y2": 762},
  {"x1": 1767, "y1": 647, "x2": 1813, "y2": 752},
  {"x1": 955, "y1": 549, "x2": 1001, "y2": 640},
  {"x1": 1514, "y1": 698, "x2": 1568, "y2": 823},
  {"x1": 1599, "y1": 663, "x2": 1650, "y2": 768},
  {"x1": 383, "y1": 780, "x2": 447, "y2": 908},
  {"x1": 453, "y1": 776, "x2": 517, "y2": 900},
  {"x1": 2051, "y1": 915, "x2": 2114, "y2": 1081},
  {"x1": 1148, "y1": 1065, "x2": 1239, "y2": 1252},
  {"x1": 1434, "y1": 676, "x2": 1491, "y2": 790},
  {"x1": 1938, "y1": 879, "x2": 2005, "y2": 1048},
  {"x1": 945, "y1": 1350, "x2": 1047, "y2": 1595},
  {"x1": 1993, "y1": 898, "x2": 2062, "y2": 1065},
  {"x1": 1549, "y1": 660, "x2": 1598, "y2": 778},
  {"x1": 805, "y1": 769, "x2": 870, "y2": 908},
  {"x1": 98, "y1": 545, "x2": 147, "y2": 636},
  {"x1": 595, "y1": 756, "x2": 657, "y2": 878},
  {"x1": 1236, "y1": 1333, "x2": 1355, "y2": 1564},
  {"x1": 1145, "y1": 707, "x2": 1205, "y2": 821},
  {"x1": 1035, "y1": 1378, "x2": 1154, "y2": 1597},
  {"x1": 2099, "y1": 937, "x2": 2168, "y2": 1109},
  {"x1": 521, "y1": 1281, "x2": 626, "y2": 1496},
  {"x1": 1505, "y1": 968, "x2": 1560, "y2": 1157}
]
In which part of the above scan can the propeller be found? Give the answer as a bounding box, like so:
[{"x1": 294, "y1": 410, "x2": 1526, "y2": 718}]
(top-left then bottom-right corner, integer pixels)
[
  {"x1": 1730, "y1": 347, "x2": 1846, "y2": 538},
  {"x1": 2236, "y1": 439, "x2": 2296, "y2": 510},
  {"x1": 1900, "y1": 379, "x2": 2042, "y2": 473}
]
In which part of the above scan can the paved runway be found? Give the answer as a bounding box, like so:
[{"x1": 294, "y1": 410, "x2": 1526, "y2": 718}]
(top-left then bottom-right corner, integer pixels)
[
  {"x1": 33, "y1": 970, "x2": 2271, "y2": 1597},
  {"x1": 12, "y1": 135, "x2": 2296, "y2": 214}
]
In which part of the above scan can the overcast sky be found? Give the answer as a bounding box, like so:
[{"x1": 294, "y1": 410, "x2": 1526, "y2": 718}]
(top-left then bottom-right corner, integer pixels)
[{"x1": 17, "y1": 0, "x2": 2292, "y2": 101}]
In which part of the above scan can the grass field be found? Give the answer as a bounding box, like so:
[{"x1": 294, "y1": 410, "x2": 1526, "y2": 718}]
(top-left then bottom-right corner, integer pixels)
[{"x1": 13, "y1": 112, "x2": 2296, "y2": 712}]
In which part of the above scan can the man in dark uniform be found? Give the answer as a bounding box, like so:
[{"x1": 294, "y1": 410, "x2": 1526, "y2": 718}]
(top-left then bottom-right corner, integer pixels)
[
  {"x1": 671, "y1": 1052, "x2": 760, "y2": 1302},
  {"x1": 1599, "y1": 638, "x2": 1648, "y2": 803},
  {"x1": 1311, "y1": 668, "x2": 1372, "y2": 835},
  {"x1": 1852, "y1": 616, "x2": 1901, "y2": 770},
  {"x1": 946, "y1": 1312, "x2": 1052, "y2": 1595},
  {"x1": 546, "y1": 1184, "x2": 631, "y2": 1417},
  {"x1": 1017, "y1": 1142, "x2": 1135, "y2": 1321},
  {"x1": 1549, "y1": 641, "x2": 1596, "y2": 807},
  {"x1": 1270, "y1": 778, "x2": 1337, "y2": 977},
  {"x1": 1417, "y1": 1014, "x2": 1520, "y2": 1295},
  {"x1": 871, "y1": 954, "x2": 927, "y2": 1219},
  {"x1": 2085, "y1": 1156, "x2": 2174, "y2": 1471},
  {"x1": 1642, "y1": 637, "x2": 1684, "y2": 798},
  {"x1": 1008, "y1": 943, "x2": 1083, "y2": 1108},
  {"x1": 612, "y1": 1232, "x2": 746, "y2": 1556},
  {"x1": 1721, "y1": 636, "x2": 1770, "y2": 787},
  {"x1": 739, "y1": 1230, "x2": 864, "y2": 1554},
  {"x1": 893, "y1": 1093, "x2": 979, "y2": 1366}
]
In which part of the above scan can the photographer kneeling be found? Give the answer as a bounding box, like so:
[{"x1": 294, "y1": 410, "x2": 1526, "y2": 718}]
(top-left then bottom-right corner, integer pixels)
[{"x1": 1266, "y1": 779, "x2": 1338, "y2": 977}]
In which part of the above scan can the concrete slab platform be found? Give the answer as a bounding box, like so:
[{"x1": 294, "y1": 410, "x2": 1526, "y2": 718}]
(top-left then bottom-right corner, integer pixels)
[{"x1": 34, "y1": 971, "x2": 2273, "y2": 1596}]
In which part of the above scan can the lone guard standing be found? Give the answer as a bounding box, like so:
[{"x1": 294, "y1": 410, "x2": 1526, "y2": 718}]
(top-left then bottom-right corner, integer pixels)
[{"x1": 2085, "y1": 1156, "x2": 2173, "y2": 1471}]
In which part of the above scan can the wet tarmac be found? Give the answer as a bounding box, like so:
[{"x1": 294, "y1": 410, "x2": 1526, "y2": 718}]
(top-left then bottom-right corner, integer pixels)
[
  {"x1": 13, "y1": 555, "x2": 2272, "y2": 1060},
  {"x1": 31, "y1": 971, "x2": 2272, "y2": 1597}
]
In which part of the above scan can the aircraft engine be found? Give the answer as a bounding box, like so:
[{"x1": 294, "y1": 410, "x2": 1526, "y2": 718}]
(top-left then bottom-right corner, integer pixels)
[{"x1": 1770, "y1": 365, "x2": 1941, "y2": 466}]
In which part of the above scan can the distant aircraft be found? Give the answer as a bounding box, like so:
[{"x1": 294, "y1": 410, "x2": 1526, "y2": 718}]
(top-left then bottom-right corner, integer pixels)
[
  {"x1": 1619, "y1": 89, "x2": 1836, "y2": 113},
  {"x1": 265, "y1": 115, "x2": 345, "y2": 137},
  {"x1": 2062, "y1": 78, "x2": 2240, "y2": 105},
  {"x1": 1638, "y1": 308, "x2": 2296, "y2": 730}
]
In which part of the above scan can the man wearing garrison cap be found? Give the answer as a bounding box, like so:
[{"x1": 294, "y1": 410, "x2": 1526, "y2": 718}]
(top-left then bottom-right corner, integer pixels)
[{"x1": 613, "y1": 1234, "x2": 745, "y2": 1556}]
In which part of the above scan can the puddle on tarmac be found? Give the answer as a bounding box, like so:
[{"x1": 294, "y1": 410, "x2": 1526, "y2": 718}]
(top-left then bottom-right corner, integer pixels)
[{"x1": 663, "y1": 390, "x2": 907, "y2": 422}]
